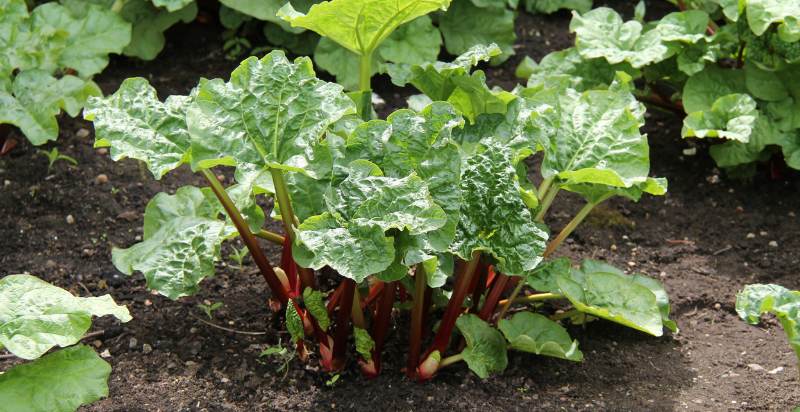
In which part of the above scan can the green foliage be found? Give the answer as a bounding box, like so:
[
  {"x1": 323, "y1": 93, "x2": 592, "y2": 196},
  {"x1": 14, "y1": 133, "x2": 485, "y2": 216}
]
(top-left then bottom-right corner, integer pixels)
[
  {"x1": 736, "y1": 284, "x2": 800, "y2": 361},
  {"x1": 498, "y1": 311, "x2": 583, "y2": 361},
  {"x1": 37, "y1": 147, "x2": 78, "y2": 173},
  {"x1": 0, "y1": 274, "x2": 131, "y2": 360},
  {"x1": 456, "y1": 314, "x2": 508, "y2": 378},
  {"x1": 439, "y1": 0, "x2": 516, "y2": 64},
  {"x1": 197, "y1": 301, "x2": 223, "y2": 319},
  {"x1": 0, "y1": 345, "x2": 112, "y2": 412}
]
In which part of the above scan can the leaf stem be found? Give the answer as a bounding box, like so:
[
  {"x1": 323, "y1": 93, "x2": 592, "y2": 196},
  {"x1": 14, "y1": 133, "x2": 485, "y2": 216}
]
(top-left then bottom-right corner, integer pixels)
[
  {"x1": 110, "y1": 0, "x2": 127, "y2": 13},
  {"x1": 439, "y1": 353, "x2": 464, "y2": 368},
  {"x1": 407, "y1": 266, "x2": 429, "y2": 377},
  {"x1": 495, "y1": 279, "x2": 524, "y2": 320},
  {"x1": 534, "y1": 186, "x2": 560, "y2": 222},
  {"x1": 368, "y1": 281, "x2": 395, "y2": 376},
  {"x1": 201, "y1": 169, "x2": 288, "y2": 304},
  {"x1": 543, "y1": 201, "x2": 597, "y2": 258},
  {"x1": 255, "y1": 229, "x2": 285, "y2": 244},
  {"x1": 478, "y1": 272, "x2": 512, "y2": 322},
  {"x1": 551, "y1": 308, "x2": 581, "y2": 321},
  {"x1": 269, "y1": 167, "x2": 315, "y2": 289},
  {"x1": 358, "y1": 53, "x2": 372, "y2": 121},
  {"x1": 498, "y1": 292, "x2": 563, "y2": 307},
  {"x1": 538, "y1": 177, "x2": 554, "y2": 200},
  {"x1": 331, "y1": 278, "x2": 356, "y2": 370}
]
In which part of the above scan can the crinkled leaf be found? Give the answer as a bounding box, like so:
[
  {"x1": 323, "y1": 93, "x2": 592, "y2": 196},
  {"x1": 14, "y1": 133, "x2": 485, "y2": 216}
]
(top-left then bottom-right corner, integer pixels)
[
  {"x1": 682, "y1": 65, "x2": 746, "y2": 113},
  {"x1": 682, "y1": 93, "x2": 758, "y2": 142},
  {"x1": 524, "y1": 47, "x2": 639, "y2": 92},
  {"x1": 453, "y1": 143, "x2": 548, "y2": 275},
  {"x1": 85, "y1": 77, "x2": 192, "y2": 179},
  {"x1": 292, "y1": 213, "x2": 394, "y2": 282},
  {"x1": 736, "y1": 283, "x2": 800, "y2": 359},
  {"x1": 2, "y1": 70, "x2": 101, "y2": 146},
  {"x1": 278, "y1": 0, "x2": 451, "y2": 56},
  {"x1": 0, "y1": 275, "x2": 131, "y2": 360},
  {"x1": 536, "y1": 74, "x2": 652, "y2": 188},
  {"x1": 285, "y1": 302, "x2": 304, "y2": 343},
  {"x1": 556, "y1": 259, "x2": 670, "y2": 336},
  {"x1": 439, "y1": 0, "x2": 515, "y2": 64},
  {"x1": 187, "y1": 51, "x2": 354, "y2": 178},
  {"x1": 456, "y1": 314, "x2": 508, "y2": 379},
  {"x1": 303, "y1": 287, "x2": 330, "y2": 330},
  {"x1": 524, "y1": 257, "x2": 571, "y2": 294},
  {"x1": 112, "y1": 187, "x2": 229, "y2": 299},
  {"x1": 0, "y1": 345, "x2": 111, "y2": 412},
  {"x1": 746, "y1": 0, "x2": 800, "y2": 36},
  {"x1": 354, "y1": 327, "x2": 375, "y2": 361},
  {"x1": 498, "y1": 311, "x2": 583, "y2": 361},
  {"x1": 570, "y1": 8, "x2": 707, "y2": 68}
]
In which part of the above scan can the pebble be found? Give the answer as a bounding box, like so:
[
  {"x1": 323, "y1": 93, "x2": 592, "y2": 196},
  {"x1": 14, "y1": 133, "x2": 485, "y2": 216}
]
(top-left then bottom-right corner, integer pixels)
[
  {"x1": 92, "y1": 340, "x2": 103, "y2": 348},
  {"x1": 3, "y1": 180, "x2": 10, "y2": 187},
  {"x1": 746, "y1": 233, "x2": 756, "y2": 239},
  {"x1": 66, "y1": 214, "x2": 75, "y2": 225},
  {"x1": 682, "y1": 147, "x2": 697, "y2": 156},
  {"x1": 76, "y1": 128, "x2": 90, "y2": 138},
  {"x1": 142, "y1": 343, "x2": 153, "y2": 354},
  {"x1": 759, "y1": 231, "x2": 768, "y2": 236},
  {"x1": 100, "y1": 349, "x2": 111, "y2": 358},
  {"x1": 768, "y1": 366, "x2": 784, "y2": 374},
  {"x1": 713, "y1": 303, "x2": 721, "y2": 310},
  {"x1": 747, "y1": 363, "x2": 765, "y2": 371},
  {"x1": 768, "y1": 241, "x2": 778, "y2": 247},
  {"x1": 128, "y1": 337, "x2": 138, "y2": 349},
  {"x1": 96, "y1": 148, "x2": 108, "y2": 155},
  {"x1": 45, "y1": 260, "x2": 57, "y2": 269},
  {"x1": 94, "y1": 174, "x2": 109, "y2": 184}
]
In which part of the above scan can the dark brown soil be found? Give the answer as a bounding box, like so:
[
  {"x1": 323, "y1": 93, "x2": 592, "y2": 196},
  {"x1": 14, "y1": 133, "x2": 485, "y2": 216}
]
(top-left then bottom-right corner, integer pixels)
[{"x1": 2, "y1": 2, "x2": 799, "y2": 411}]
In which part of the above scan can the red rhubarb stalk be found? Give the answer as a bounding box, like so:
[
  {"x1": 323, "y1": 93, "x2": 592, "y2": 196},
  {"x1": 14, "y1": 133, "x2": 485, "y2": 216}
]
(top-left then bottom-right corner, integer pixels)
[
  {"x1": 329, "y1": 278, "x2": 356, "y2": 371},
  {"x1": 362, "y1": 281, "x2": 395, "y2": 377}
]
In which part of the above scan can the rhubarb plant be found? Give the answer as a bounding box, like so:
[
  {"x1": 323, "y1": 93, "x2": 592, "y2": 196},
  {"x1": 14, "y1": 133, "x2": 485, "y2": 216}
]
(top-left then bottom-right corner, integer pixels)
[
  {"x1": 0, "y1": 274, "x2": 131, "y2": 411},
  {"x1": 517, "y1": 1, "x2": 800, "y2": 176},
  {"x1": 736, "y1": 284, "x2": 800, "y2": 369},
  {"x1": 85, "y1": 48, "x2": 674, "y2": 381}
]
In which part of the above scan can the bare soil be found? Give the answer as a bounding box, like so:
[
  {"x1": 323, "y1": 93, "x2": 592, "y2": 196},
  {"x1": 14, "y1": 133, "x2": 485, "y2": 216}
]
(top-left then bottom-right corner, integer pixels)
[{"x1": 1, "y1": 1, "x2": 799, "y2": 411}]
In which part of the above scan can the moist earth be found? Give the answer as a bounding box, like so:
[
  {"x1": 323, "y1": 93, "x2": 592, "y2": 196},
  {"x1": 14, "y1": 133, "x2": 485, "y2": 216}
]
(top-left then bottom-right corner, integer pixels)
[{"x1": 1, "y1": 2, "x2": 799, "y2": 411}]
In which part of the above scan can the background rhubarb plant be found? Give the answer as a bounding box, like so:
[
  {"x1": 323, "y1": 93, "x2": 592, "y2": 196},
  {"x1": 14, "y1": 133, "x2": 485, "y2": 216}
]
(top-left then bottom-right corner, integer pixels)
[
  {"x1": 736, "y1": 284, "x2": 800, "y2": 374},
  {"x1": 516, "y1": 1, "x2": 800, "y2": 177},
  {"x1": 0, "y1": 275, "x2": 131, "y2": 411},
  {"x1": 85, "y1": 47, "x2": 675, "y2": 380}
]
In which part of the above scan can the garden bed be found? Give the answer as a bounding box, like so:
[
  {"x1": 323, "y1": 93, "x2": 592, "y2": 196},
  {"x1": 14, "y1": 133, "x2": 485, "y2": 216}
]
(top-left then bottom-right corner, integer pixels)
[{"x1": 1, "y1": 4, "x2": 799, "y2": 411}]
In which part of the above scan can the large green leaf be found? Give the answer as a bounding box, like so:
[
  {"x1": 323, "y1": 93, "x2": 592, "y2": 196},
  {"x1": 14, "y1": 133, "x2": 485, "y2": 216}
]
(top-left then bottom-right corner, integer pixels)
[
  {"x1": 2, "y1": 70, "x2": 100, "y2": 146},
  {"x1": 561, "y1": 177, "x2": 668, "y2": 205},
  {"x1": 0, "y1": 275, "x2": 131, "y2": 360},
  {"x1": 456, "y1": 314, "x2": 507, "y2": 379},
  {"x1": 570, "y1": 8, "x2": 708, "y2": 68},
  {"x1": 85, "y1": 77, "x2": 193, "y2": 179},
  {"x1": 682, "y1": 65, "x2": 746, "y2": 113},
  {"x1": 278, "y1": 0, "x2": 450, "y2": 56},
  {"x1": 439, "y1": 0, "x2": 515, "y2": 64},
  {"x1": 556, "y1": 260, "x2": 671, "y2": 336},
  {"x1": 498, "y1": 311, "x2": 583, "y2": 361},
  {"x1": 682, "y1": 93, "x2": 758, "y2": 142},
  {"x1": 709, "y1": 116, "x2": 787, "y2": 168},
  {"x1": 187, "y1": 51, "x2": 355, "y2": 177},
  {"x1": 294, "y1": 161, "x2": 446, "y2": 282},
  {"x1": 745, "y1": 0, "x2": 800, "y2": 36},
  {"x1": 523, "y1": 257, "x2": 571, "y2": 294},
  {"x1": 452, "y1": 142, "x2": 548, "y2": 275},
  {"x1": 112, "y1": 186, "x2": 228, "y2": 299},
  {"x1": 536, "y1": 73, "x2": 651, "y2": 188},
  {"x1": 736, "y1": 283, "x2": 800, "y2": 360},
  {"x1": 120, "y1": 0, "x2": 198, "y2": 60},
  {"x1": 0, "y1": 345, "x2": 111, "y2": 412},
  {"x1": 524, "y1": 47, "x2": 638, "y2": 92}
]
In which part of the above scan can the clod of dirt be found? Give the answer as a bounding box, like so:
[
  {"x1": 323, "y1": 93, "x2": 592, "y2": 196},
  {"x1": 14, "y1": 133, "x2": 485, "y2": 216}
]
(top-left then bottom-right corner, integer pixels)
[{"x1": 95, "y1": 174, "x2": 109, "y2": 184}]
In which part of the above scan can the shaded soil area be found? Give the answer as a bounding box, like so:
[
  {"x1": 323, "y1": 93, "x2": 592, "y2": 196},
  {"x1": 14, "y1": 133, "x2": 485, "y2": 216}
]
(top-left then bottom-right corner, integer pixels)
[{"x1": 1, "y1": 1, "x2": 799, "y2": 411}]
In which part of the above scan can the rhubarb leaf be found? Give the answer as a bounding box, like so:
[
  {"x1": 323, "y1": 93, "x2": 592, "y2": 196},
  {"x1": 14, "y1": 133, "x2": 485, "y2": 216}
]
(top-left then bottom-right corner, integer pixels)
[
  {"x1": 220, "y1": 0, "x2": 314, "y2": 28},
  {"x1": 556, "y1": 260, "x2": 671, "y2": 336},
  {"x1": 354, "y1": 327, "x2": 375, "y2": 361},
  {"x1": 112, "y1": 187, "x2": 228, "y2": 299},
  {"x1": 439, "y1": 0, "x2": 515, "y2": 64},
  {"x1": 187, "y1": 51, "x2": 355, "y2": 178},
  {"x1": 303, "y1": 287, "x2": 330, "y2": 330},
  {"x1": 537, "y1": 73, "x2": 651, "y2": 188},
  {"x1": 682, "y1": 93, "x2": 758, "y2": 142},
  {"x1": 745, "y1": 0, "x2": 800, "y2": 36},
  {"x1": 682, "y1": 65, "x2": 746, "y2": 114},
  {"x1": 3, "y1": 70, "x2": 101, "y2": 146},
  {"x1": 119, "y1": 0, "x2": 198, "y2": 60},
  {"x1": 285, "y1": 303, "x2": 304, "y2": 343},
  {"x1": 524, "y1": 257, "x2": 571, "y2": 294},
  {"x1": 453, "y1": 142, "x2": 549, "y2": 275},
  {"x1": 278, "y1": 0, "x2": 451, "y2": 57},
  {"x1": 736, "y1": 283, "x2": 800, "y2": 360},
  {"x1": 709, "y1": 116, "x2": 787, "y2": 168},
  {"x1": 152, "y1": 0, "x2": 194, "y2": 12},
  {"x1": 498, "y1": 311, "x2": 583, "y2": 361},
  {"x1": 561, "y1": 177, "x2": 668, "y2": 205},
  {"x1": 0, "y1": 275, "x2": 131, "y2": 360},
  {"x1": 456, "y1": 314, "x2": 508, "y2": 379},
  {"x1": 524, "y1": 47, "x2": 637, "y2": 92},
  {"x1": 524, "y1": 0, "x2": 592, "y2": 14},
  {"x1": 0, "y1": 345, "x2": 111, "y2": 412},
  {"x1": 85, "y1": 77, "x2": 193, "y2": 179}
]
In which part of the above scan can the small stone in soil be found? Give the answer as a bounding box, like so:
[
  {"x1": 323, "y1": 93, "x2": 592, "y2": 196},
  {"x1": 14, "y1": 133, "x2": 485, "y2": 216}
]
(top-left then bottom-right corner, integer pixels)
[
  {"x1": 142, "y1": 343, "x2": 153, "y2": 354},
  {"x1": 66, "y1": 214, "x2": 75, "y2": 224},
  {"x1": 768, "y1": 366, "x2": 783, "y2": 374},
  {"x1": 3, "y1": 180, "x2": 10, "y2": 187},
  {"x1": 45, "y1": 259, "x2": 57, "y2": 269},
  {"x1": 94, "y1": 174, "x2": 109, "y2": 184},
  {"x1": 129, "y1": 337, "x2": 138, "y2": 349},
  {"x1": 100, "y1": 349, "x2": 111, "y2": 358},
  {"x1": 76, "y1": 128, "x2": 90, "y2": 138},
  {"x1": 747, "y1": 363, "x2": 765, "y2": 371},
  {"x1": 746, "y1": 233, "x2": 756, "y2": 239},
  {"x1": 768, "y1": 241, "x2": 778, "y2": 247},
  {"x1": 96, "y1": 148, "x2": 108, "y2": 155}
]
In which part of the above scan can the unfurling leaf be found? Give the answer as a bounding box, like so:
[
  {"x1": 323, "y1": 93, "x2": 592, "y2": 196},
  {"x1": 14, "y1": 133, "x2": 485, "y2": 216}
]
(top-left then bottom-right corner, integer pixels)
[
  {"x1": 354, "y1": 327, "x2": 375, "y2": 361},
  {"x1": 285, "y1": 302, "x2": 304, "y2": 343},
  {"x1": 498, "y1": 311, "x2": 583, "y2": 361},
  {"x1": 0, "y1": 345, "x2": 111, "y2": 412},
  {"x1": 456, "y1": 314, "x2": 508, "y2": 379},
  {"x1": 0, "y1": 275, "x2": 131, "y2": 360},
  {"x1": 303, "y1": 287, "x2": 331, "y2": 330}
]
